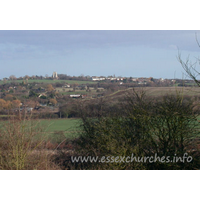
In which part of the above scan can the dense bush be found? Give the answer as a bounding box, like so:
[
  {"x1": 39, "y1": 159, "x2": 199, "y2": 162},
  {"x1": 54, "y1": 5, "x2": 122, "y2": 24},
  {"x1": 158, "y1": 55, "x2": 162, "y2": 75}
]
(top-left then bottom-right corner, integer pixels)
[
  {"x1": 67, "y1": 89, "x2": 200, "y2": 170},
  {"x1": 59, "y1": 103, "x2": 80, "y2": 118}
]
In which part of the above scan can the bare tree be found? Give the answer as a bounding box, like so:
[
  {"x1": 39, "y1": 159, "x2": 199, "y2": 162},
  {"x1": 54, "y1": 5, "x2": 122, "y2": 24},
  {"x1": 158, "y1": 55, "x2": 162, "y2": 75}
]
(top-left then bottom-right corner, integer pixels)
[
  {"x1": 24, "y1": 75, "x2": 29, "y2": 80},
  {"x1": 178, "y1": 33, "x2": 200, "y2": 86},
  {"x1": 9, "y1": 75, "x2": 16, "y2": 80}
]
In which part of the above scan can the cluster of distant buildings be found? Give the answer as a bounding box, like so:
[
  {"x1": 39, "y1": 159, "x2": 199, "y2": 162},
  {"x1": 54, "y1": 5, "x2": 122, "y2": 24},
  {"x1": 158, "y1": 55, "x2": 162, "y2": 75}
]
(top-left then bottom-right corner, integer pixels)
[
  {"x1": 1, "y1": 71, "x2": 178, "y2": 87},
  {"x1": 91, "y1": 76, "x2": 124, "y2": 81},
  {"x1": 91, "y1": 76, "x2": 153, "y2": 83},
  {"x1": 51, "y1": 72, "x2": 174, "y2": 85}
]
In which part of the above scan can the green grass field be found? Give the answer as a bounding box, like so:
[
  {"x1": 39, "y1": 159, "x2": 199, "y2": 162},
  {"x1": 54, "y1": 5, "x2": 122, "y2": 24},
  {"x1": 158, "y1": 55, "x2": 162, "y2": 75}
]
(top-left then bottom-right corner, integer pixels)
[
  {"x1": 0, "y1": 118, "x2": 83, "y2": 142},
  {"x1": 55, "y1": 87, "x2": 97, "y2": 95},
  {"x1": 0, "y1": 79, "x2": 95, "y2": 85},
  {"x1": 40, "y1": 118, "x2": 81, "y2": 132},
  {"x1": 38, "y1": 118, "x2": 82, "y2": 141}
]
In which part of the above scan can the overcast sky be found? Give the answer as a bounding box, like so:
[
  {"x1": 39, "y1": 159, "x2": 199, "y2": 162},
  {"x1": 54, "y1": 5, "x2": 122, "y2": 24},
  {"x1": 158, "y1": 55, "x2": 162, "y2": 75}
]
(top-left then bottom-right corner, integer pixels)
[{"x1": 0, "y1": 30, "x2": 200, "y2": 79}]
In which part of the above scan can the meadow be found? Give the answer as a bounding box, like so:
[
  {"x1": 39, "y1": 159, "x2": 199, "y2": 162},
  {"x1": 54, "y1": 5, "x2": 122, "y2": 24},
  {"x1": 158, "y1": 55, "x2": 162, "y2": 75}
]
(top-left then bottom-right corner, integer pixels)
[
  {"x1": 0, "y1": 118, "x2": 82, "y2": 143},
  {"x1": 35, "y1": 118, "x2": 81, "y2": 143},
  {"x1": 144, "y1": 86, "x2": 200, "y2": 96}
]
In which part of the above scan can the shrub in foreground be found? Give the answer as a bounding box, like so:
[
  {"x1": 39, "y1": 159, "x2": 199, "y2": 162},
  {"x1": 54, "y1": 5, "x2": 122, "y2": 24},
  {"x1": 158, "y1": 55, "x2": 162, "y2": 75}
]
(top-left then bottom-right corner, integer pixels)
[
  {"x1": 68, "y1": 90, "x2": 200, "y2": 170},
  {"x1": 0, "y1": 115, "x2": 60, "y2": 170}
]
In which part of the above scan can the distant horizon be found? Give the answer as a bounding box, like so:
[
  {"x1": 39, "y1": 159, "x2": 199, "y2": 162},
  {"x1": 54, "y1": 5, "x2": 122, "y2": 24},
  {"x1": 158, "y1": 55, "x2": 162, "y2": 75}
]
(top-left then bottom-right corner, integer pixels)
[
  {"x1": 1, "y1": 72, "x2": 194, "y2": 80},
  {"x1": 1, "y1": 30, "x2": 200, "y2": 80}
]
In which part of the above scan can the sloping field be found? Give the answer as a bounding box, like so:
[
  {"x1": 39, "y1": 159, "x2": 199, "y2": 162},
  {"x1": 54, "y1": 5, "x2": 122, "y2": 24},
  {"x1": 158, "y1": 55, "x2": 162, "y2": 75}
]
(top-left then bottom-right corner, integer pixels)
[
  {"x1": 143, "y1": 87, "x2": 200, "y2": 96},
  {"x1": 107, "y1": 87, "x2": 200, "y2": 100}
]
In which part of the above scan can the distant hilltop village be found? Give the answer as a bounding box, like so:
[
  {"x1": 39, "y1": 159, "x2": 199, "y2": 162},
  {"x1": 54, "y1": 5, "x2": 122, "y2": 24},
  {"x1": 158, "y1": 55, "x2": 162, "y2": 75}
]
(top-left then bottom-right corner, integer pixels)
[
  {"x1": 90, "y1": 76, "x2": 167, "y2": 85},
  {"x1": 47, "y1": 72, "x2": 195, "y2": 86},
  {"x1": 1, "y1": 71, "x2": 194, "y2": 87},
  {"x1": 0, "y1": 71, "x2": 196, "y2": 112},
  {"x1": 51, "y1": 72, "x2": 167, "y2": 84}
]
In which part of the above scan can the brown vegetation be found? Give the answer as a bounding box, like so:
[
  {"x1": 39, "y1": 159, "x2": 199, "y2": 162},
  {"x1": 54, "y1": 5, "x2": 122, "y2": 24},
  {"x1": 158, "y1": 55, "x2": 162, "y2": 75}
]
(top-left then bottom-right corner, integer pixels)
[{"x1": 0, "y1": 115, "x2": 62, "y2": 170}]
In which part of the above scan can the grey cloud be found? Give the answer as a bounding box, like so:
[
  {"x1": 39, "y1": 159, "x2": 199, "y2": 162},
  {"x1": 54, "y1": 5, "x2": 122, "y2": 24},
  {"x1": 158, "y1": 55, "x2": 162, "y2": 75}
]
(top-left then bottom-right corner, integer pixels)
[
  {"x1": 0, "y1": 30, "x2": 198, "y2": 48},
  {"x1": 0, "y1": 30, "x2": 199, "y2": 60}
]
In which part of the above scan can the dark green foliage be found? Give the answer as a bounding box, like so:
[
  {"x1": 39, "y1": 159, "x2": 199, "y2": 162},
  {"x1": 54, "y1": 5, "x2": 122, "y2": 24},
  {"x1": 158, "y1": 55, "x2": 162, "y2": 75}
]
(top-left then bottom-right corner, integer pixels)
[
  {"x1": 40, "y1": 95, "x2": 47, "y2": 99},
  {"x1": 59, "y1": 103, "x2": 79, "y2": 118},
  {"x1": 70, "y1": 89, "x2": 200, "y2": 170},
  {"x1": 49, "y1": 93, "x2": 55, "y2": 98},
  {"x1": 29, "y1": 90, "x2": 38, "y2": 97},
  {"x1": 33, "y1": 112, "x2": 59, "y2": 119}
]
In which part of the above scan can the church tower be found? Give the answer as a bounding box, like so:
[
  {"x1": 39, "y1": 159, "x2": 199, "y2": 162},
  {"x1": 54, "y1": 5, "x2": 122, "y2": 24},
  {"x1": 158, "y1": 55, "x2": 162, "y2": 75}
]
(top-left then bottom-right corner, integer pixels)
[{"x1": 52, "y1": 71, "x2": 58, "y2": 79}]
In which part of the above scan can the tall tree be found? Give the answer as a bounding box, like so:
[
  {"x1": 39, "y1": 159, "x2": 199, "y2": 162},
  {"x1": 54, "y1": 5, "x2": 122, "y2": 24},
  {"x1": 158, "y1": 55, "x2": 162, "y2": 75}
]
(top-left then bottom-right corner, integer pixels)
[{"x1": 9, "y1": 75, "x2": 16, "y2": 80}]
